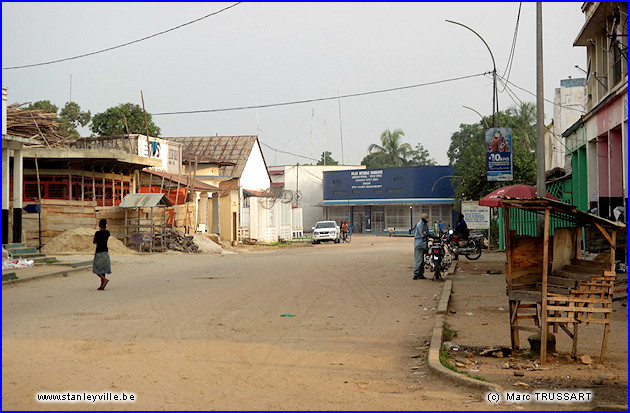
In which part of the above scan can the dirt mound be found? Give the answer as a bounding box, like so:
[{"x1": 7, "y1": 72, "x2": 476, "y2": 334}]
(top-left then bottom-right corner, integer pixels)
[
  {"x1": 42, "y1": 227, "x2": 135, "y2": 255},
  {"x1": 191, "y1": 234, "x2": 234, "y2": 254}
]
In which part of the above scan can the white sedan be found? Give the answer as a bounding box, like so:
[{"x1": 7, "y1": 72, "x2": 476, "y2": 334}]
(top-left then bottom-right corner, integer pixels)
[{"x1": 312, "y1": 221, "x2": 341, "y2": 244}]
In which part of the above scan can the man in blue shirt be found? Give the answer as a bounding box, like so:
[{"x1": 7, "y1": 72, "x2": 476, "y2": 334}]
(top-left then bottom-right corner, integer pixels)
[{"x1": 413, "y1": 213, "x2": 431, "y2": 280}]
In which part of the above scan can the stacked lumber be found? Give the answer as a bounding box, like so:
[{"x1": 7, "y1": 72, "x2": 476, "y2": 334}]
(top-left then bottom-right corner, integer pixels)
[{"x1": 6, "y1": 103, "x2": 68, "y2": 147}]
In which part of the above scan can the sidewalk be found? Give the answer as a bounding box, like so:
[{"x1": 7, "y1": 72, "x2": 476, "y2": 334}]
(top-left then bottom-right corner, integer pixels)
[
  {"x1": 441, "y1": 250, "x2": 628, "y2": 408},
  {"x1": 3, "y1": 254, "x2": 93, "y2": 285}
]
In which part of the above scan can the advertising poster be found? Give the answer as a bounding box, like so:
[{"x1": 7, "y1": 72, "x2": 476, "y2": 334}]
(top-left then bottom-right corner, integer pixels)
[{"x1": 485, "y1": 127, "x2": 513, "y2": 182}]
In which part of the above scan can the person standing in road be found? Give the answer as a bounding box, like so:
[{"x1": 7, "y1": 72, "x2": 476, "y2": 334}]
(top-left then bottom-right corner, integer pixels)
[
  {"x1": 413, "y1": 213, "x2": 431, "y2": 280},
  {"x1": 93, "y1": 218, "x2": 111, "y2": 290}
]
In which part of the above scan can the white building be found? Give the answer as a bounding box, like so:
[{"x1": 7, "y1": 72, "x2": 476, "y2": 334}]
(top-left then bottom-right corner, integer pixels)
[{"x1": 268, "y1": 164, "x2": 366, "y2": 232}]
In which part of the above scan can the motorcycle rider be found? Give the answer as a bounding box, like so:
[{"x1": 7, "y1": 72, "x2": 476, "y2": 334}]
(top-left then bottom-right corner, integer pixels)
[{"x1": 453, "y1": 213, "x2": 470, "y2": 260}]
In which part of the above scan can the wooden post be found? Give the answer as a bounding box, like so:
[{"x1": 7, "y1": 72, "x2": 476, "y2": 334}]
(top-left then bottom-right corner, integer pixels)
[
  {"x1": 576, "y1": 226, "x2": 582, "y2": 259},
  {"x1": 571, "y1": 322, "x2": 579, "y2": 358},
  {"x1": 610, "y1": 229, "x2": 617, "y2": 272},
  {"x1": 141, "y1": 91, "x2": 151, "y2": 157},
  {"x1": 540, "y1": 207, "x2": 551, "y2": 364},
  {"x1": 503, "y1": 205, "x2": 512, "y2": 289}
]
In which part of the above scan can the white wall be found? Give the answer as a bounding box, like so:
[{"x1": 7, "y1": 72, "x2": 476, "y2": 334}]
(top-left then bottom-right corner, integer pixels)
[
  {"x1": 241, "y1": 142, "x2": 270, "y2": 191},
  {"x1": 279, "y1": 164, "x2": 365, "y2": 232},
  {"x1": 551, "y1": 82, "x2": 587, "y2": 171}
]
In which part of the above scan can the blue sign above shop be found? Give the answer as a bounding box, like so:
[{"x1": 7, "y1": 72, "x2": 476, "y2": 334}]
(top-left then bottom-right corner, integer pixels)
[{"x1": 323, "y1": 166, "x2": 454, "y2": 204}]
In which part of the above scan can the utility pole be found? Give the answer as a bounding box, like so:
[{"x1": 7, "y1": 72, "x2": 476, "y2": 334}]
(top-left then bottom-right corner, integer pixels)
[
  {"x1": 536, "y1": 3, "x2": 546, "y2": 201},
  {"x1": 296, "y1": 163, "x2": 299, "y2": 208}
]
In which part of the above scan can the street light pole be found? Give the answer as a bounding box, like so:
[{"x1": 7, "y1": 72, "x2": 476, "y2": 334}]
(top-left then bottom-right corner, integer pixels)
[
  {"x1": 462, "y1": 105, "x2": 490, "y2": 129},
  {"x1": 446, "y1": 19, "x2": 498, "y2": 128}
]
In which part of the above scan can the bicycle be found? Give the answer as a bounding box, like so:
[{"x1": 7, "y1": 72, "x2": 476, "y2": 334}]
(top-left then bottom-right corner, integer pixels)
[{"x1": 341, "y1": 231, "x2": 351, "y2": 243}]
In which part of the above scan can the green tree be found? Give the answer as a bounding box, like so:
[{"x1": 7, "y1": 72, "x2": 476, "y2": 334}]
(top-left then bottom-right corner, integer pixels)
[
  {"x1": 360, "y1": 151, "x2": 389, "y2": 169},
  {"x1": 23, "y1": 100, "x2": 58, "y2": 113},
  {"x1": 90, "y1": 103, "x2": 161, "y2": 137},
  {"x1": 317, "y1": 151, "x2": 338, "y2": 165},
  {"x1": 447, "y1": 104, "x2": 537, "y2": 201},
  {"x1": 367, "y1": 128, "x2": 413, "y2": 167},
  {"x1": 58, "y1": 102, "x2": 91, "y2": 139},
  {"x1": 408, "y1": 142, "x2": 437, "y2": 166}
]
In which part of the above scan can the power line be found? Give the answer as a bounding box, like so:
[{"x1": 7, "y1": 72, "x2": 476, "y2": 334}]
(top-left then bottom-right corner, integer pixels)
[
  {"x1": 497, "y1": 76, "x2": 571, "y2": 154},
  {"x1": 498, "y1": 2, "x2": 522, "y2": 93},
  {"x1": 260, "y1": 142, "x2": 319, "y2": 163},
  {"x1": 495, "y1": 73, "x2": 586, "y2": 114},
  {"x1": 2, "y1": 3, "x2": 242, "y2": 70},
  {"x1": 151, "y1": 72, "x2": 490, "y2": 116}
]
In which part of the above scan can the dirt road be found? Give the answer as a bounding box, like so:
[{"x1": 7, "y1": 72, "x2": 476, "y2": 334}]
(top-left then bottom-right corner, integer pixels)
[{"x1": 3, "y1": 236, "x2": 496, "y2": 411}]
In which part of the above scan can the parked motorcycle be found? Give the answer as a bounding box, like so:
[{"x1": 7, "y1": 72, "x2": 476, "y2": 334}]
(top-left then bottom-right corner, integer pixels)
[
  {"x1": 445, "y1": 230, "x2": 483, "y2": 260},
  {"x1": 424, "y1": 237, "x2": 451, "y2": 280}
]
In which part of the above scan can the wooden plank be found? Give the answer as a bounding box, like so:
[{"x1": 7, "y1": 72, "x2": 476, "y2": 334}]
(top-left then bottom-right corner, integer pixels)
[
  {"x1": 511, "y1": 326, "x2": 540, "y2": 332},
  {"x1": 552, "y1": 270, "x2": 593, "y2": 281},
  {"x1": 546, "y1": 295, "x2": 614, "y2": 303},
  {"x1": 552, "y1": 228, "x2": 576, "y2": 273},
  {"x1": 571, "y1": 258, "x2": 608, "y2": 269},
  {"x1": 547, "y1": 305, "x2": 611, "y2": 313},
  {"x1": 547, "y1": 276, "x2": 578, "y2": 288},
  {"x1": 508, "y1": 290, "x2": 541, "y2": 302}
]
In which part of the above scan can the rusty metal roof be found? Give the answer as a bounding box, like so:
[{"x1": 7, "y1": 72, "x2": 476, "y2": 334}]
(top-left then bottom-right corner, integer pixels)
[
  {"x1": 165, "y1": 136, "x2": 260, "y2": 178},
  {"x1": 119, "y1": 193, "x2": 173, "y2": 208}
]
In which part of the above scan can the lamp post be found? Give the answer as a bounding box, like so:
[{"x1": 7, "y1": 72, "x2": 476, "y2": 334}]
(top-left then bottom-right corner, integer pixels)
[
  {"x1": 462, "y1": 105, "x2": 490, "y2": 129},
  {"x1": 446, "y1": 20, "x2": 498, "y2": 128}
]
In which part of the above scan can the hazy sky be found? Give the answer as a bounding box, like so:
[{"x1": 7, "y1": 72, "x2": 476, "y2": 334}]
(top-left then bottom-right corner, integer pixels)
[{"x1": 2, "y1": 2, "x2": 587, "y2": 166}]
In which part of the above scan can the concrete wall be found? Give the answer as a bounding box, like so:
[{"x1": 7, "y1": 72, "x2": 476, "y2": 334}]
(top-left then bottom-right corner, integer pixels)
[{"x1": 278, "y1": 165, "x2": 365, "y2": 232}]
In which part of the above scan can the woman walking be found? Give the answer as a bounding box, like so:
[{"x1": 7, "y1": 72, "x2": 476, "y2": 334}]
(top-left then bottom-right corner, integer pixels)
[{"x1": 93, "y1": 218, "x2": 111, "y2": 290}]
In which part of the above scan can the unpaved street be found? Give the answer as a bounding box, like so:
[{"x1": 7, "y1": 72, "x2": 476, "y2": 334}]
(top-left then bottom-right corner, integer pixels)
[{"x1": 3, "y1": 236, "x2": 493, "y2": 411}]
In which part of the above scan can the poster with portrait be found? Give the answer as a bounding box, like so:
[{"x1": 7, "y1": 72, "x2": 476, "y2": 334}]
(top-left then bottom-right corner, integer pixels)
[{"x1": 485, "y1": 127, "x2": 513, "y2": 181}]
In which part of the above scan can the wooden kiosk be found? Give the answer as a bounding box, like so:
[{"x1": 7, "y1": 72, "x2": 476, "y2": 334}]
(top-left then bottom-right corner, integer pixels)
[
  {"x1": 502, "y1": 198, "x2": 625, "y2": 364},
  {"x1": 120, "y1": 193, "x2": 173, "y2": 252}
]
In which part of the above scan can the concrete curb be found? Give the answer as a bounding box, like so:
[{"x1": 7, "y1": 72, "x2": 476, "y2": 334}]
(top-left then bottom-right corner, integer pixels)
[
  {"x1": 2, "y1": 265, "x2": 90, "y2": 286},
  {"x1": 427, "y1": 267, "x2": 504, "y2": 394}
]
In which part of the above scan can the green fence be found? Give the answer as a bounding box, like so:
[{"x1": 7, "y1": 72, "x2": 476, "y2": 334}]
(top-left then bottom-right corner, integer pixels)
[{"x1": 497, "y1": 180, "x2": 577, "y2": 249}]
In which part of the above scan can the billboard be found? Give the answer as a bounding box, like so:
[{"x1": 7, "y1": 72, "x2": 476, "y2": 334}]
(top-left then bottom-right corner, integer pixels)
[
  {"x1": 485, "y1": 127, "x2": 513, "y2": 182},
  {"x1": 461, "y1": 201, "x2": 490, "y2": 229}
]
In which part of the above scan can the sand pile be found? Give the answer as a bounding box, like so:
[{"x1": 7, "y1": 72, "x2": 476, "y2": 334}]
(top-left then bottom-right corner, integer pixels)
[
  {"x1": 191, "y1": 234, "x2": 234, "y2": 254},
  {"x1": 42, "y1": 227, "x2": 135, "y2": 255}
]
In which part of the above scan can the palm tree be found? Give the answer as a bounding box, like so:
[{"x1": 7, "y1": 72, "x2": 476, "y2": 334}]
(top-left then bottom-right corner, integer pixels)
[{"x1": 367, "y1": 128, "x2": 413, "y2": 167}]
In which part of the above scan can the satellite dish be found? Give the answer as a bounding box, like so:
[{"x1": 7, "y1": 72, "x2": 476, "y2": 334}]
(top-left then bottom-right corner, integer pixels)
[
  {"x1": 280, "y1": 190, "x2": 293, "y2": 203},
  {"x1": 259, "y1": 196, "x2": 276, "y2": 209}
]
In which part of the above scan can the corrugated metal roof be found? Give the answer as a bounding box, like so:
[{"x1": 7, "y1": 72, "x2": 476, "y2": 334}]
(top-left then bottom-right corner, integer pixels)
[
  {"x1": 165, "y1": 136, "x2": 259, "y2": 178},
  {"x1": 119, "y1": 193, "x2": 173, "y2": 208}
]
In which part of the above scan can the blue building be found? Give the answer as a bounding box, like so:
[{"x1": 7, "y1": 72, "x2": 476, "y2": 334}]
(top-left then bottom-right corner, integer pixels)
[{"x1": 322, "y1": 166, "x2": 455, "y2": 234}]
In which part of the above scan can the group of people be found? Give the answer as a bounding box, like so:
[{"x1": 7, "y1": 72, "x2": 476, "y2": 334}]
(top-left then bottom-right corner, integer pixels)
[{"x1": 412, "y1": 213, "x2": 469, "y2": 280}]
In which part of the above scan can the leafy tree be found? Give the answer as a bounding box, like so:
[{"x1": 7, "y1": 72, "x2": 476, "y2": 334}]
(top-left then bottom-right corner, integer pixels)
[
  {"x1": 447, "y1": 104, "x2": 537, "y2": 201},
  {"x1": 23, "y1": 100, "x2": 58, "y2": 113},
  {"x1": 360, "y1": 152, "x2": 385, "y2": 169},
  {"x1": 58, "y1": 102, "x2": 91, "y2": 139},
  {"x1": 408, "y1": 142, "x2": 437, "y2": 166},
  {"x1": 90, "y1": 103, "x2": 161, "y2": 137},
  {"x1": 21, "y1": 100, "x2": 91, "y2": 139},
  {"x1": 317, "y1": 151, "x2": 338, "y2": 165},
  {"x1": 367, "y1": 128, "x2": 413, "y2": 167}
]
